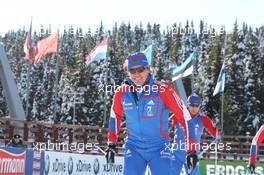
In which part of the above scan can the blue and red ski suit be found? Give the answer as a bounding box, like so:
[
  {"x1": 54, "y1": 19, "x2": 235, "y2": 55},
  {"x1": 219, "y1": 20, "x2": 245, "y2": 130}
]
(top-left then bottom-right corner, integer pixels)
[
  {"x1": 249, "y1": 124, "x2": 264, "y2": 164},
  {"x1": 108, "y1": 75, "x2": 196, "y2": 175},
  {"x1": 171, "y1": 112, "x2": 218, "y2": 175}
]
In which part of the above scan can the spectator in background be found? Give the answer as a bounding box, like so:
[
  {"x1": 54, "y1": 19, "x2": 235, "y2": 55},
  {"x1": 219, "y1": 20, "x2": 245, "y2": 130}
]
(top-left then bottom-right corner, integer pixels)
[{"x1": 6, "y1": 134, "x2": 27, "y2": 149}]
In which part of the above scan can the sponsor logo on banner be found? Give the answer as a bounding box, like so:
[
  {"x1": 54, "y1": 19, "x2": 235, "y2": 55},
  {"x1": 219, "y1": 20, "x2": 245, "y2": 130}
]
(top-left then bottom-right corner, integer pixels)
[
  {"x1": 45, "y1": 154, "x2": 50, "y2": 175},
  {"x1": 32, "y1": 151, "x2": 43, "y2": 174},
  {"x1": 0, "y1": 148, "x2": 26, "y2": 174},
  {"x1": 93, "y1": 158, "x2": 100, "y2": 174},
  {"x1": 76, "y1": 159, "x2": 91, "y2": 173},
  {"x1": 68, "y1": 156, "x2": 73, "y2": 175},
  {"x1": 45, "y1": 151, "x2": 124, "y2": 175},
  {"x1": 102, "y1": 163, "x2": 123, "y2": 173},
  {"x1": 52, "y1": 158, "x2": 66, "y2": 173},
  {"x1": 33, "y1": 161, "x2": 41, "y2": 169},
  {"x1": 33, "y1": 151, "x2": 41, "y2": 160},
  {"x1": 200, "y1": 160, "x2": 264, "y2": 175},
  {"x1": 206, "y1": 164, "x2": 264, "y2": 175}
]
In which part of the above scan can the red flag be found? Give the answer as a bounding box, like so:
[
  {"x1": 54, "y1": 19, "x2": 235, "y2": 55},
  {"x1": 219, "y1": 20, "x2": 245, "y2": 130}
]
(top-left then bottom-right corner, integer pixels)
[
  {"x1": 24, "y1": 20, "x2": 32, "y2": 59},
  {"x1": 34, "y1": 31, "x2": 59, "y2": 65}
]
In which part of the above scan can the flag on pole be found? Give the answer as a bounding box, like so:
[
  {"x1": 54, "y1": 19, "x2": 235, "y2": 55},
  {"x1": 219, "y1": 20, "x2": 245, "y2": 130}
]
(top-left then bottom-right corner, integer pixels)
[
  {"x1": 143, "y1": 45, "x2": 152, "y2": 65},
  {"x1": 85, "y1": 39, "x2": 108, "y2": 65},
  {"x1": 34, "y1": 30, "x2": 59, "y2": 65},
  {"x1": 213, "y1": 61, "x2": 225, "y2": 96},
  {"x1": 172, "y1": 53, "x2": 196, "y2": 81},
  {"x1": 24, "y1": 20, "x2": 32, "y2": 59}
]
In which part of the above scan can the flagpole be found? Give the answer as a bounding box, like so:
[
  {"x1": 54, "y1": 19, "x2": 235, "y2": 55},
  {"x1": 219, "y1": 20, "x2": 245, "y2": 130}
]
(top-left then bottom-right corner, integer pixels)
[
  {"x1": 191, "y1": 51, "x2": 197, "y2": 94},
  {"x1": 52, "y1": 29, "x2": 60, "y2": 124},
  {"x1": 25, "y1": 60, "x2": 32, "y2": 120},
  {"x1": 102, "y1": 73, "x2": 107, "y2": 127},
  {"x1": 191, "y1": 74, "x2": 194, "y2": 93},
  {"x1": 52, "y1": 53, "x2": 59, "y2": 123},
  {"x1": 25, "y1": 17, "x2": 33, "y2": 120},
  {"x1": 102, "y1": 58, "x2": 108, "y2": 128},
  {"x1": 221, "y1": 33, "x2": 227, "y2": 134},
  {"x1": 221, "y1": 91, "x2": 224, "y2": 133},
  {"x1": 85, "y1": 38, "x2": 108, "y2": 127},
  {"x1": 213, "y1": 30, "x2": 227, "y2": 174}
]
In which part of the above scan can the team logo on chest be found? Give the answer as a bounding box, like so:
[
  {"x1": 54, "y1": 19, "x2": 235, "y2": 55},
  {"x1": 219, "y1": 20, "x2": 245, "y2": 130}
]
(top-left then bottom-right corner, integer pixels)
[
  {"x1": 146, "y1": 99, "x2": 155, "y2": 116},
  {"x1": 147, "y1": 106, "x2": 153, "y2": 116},
  {"x1": 147, "y1": 100, "x2": 155, "y2": 105}
]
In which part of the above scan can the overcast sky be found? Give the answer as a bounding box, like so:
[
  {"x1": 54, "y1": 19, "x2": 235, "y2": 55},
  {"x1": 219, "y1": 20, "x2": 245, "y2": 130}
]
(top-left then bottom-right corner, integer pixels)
[{"x1": 0, "y1": 0, "x2": 263, "y2": 35}]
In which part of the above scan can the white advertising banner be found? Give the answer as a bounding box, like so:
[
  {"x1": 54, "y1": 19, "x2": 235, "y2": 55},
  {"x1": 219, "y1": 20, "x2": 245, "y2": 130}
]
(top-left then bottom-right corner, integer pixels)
[{"x1": 44, "y1": 151, "x2": 124, "y2": 175}]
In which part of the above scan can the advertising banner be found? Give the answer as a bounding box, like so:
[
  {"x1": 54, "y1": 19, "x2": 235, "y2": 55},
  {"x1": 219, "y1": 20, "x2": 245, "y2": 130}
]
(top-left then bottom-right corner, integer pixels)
[
  {"x1": 0, "y1": 147, "x2": 44, "y2": 175},
  {"x1": 44, "y1": 151, "x2": 124, "y2": 175},
  {"x1": 200, "y1": 160, "x2": 264, "y2": 175}
]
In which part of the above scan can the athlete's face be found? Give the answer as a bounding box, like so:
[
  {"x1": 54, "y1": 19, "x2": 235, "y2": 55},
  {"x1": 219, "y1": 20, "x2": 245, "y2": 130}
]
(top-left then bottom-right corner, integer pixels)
[
  {"x1": 188, "y1": 104, "x2": 200, "y2": 115},
  {"x1": 128, "y1": 66, "x2": 150, "y2": 86}
]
